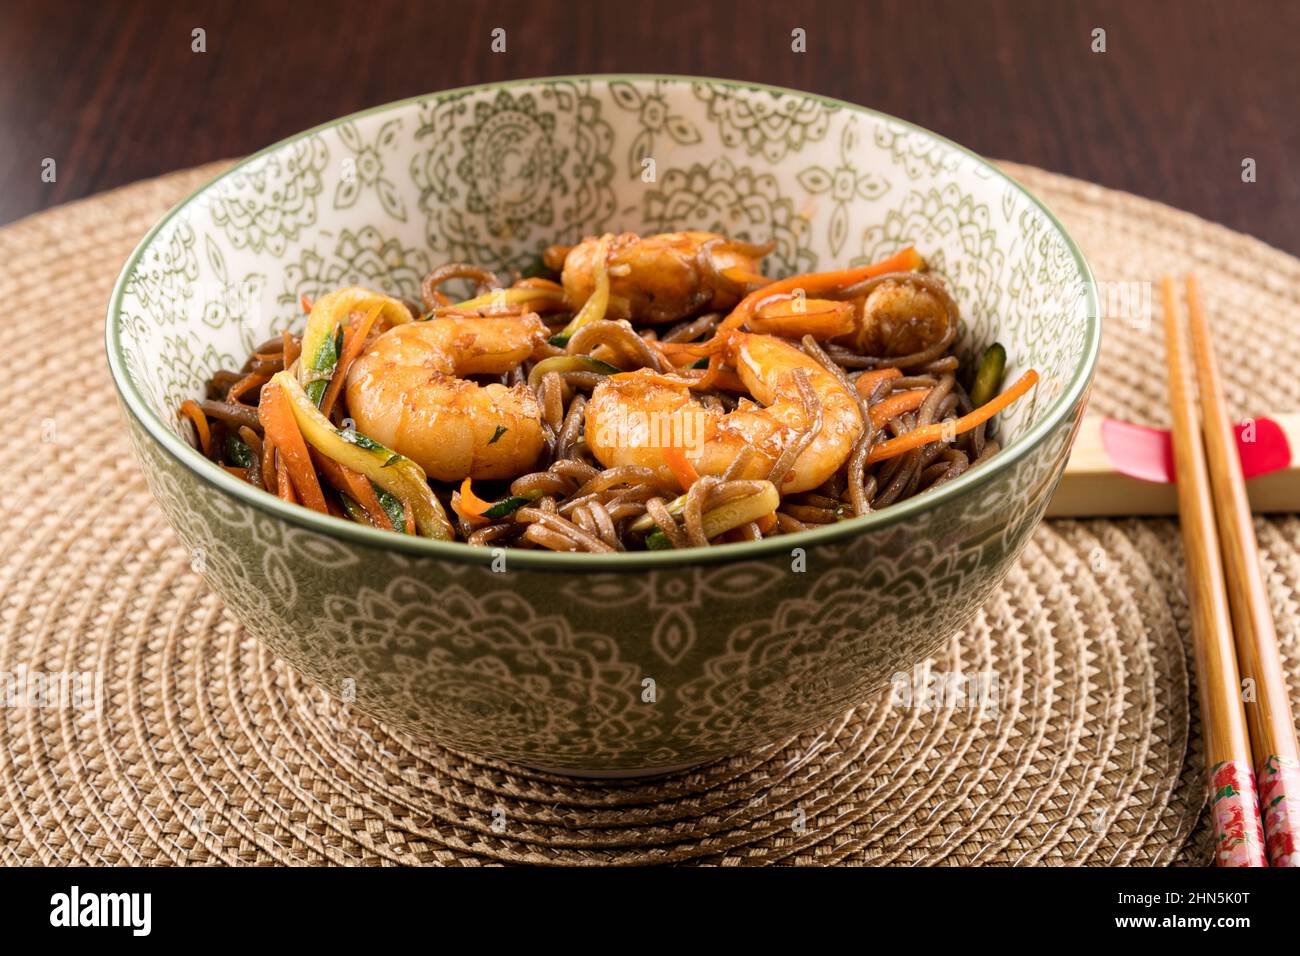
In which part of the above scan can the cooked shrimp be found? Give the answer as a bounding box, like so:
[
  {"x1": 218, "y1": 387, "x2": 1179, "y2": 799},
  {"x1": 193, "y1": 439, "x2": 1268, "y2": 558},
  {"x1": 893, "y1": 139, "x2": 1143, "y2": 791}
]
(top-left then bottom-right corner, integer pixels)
[
  {"x1": 838, "y1": 273, "x2": 957, "y2": 356},
  {"x1": 345, "y1": 314, "x2": 549, "y2": 482},
  {"x1": 745, "y1": 271, "x2": 958, "y2": 358},
  {"x1": 549, "y1": 231, "x2": 769, "y2": 324},
  {"x1": 585, "y1": 331, "x2": 863, "y2": 494}
]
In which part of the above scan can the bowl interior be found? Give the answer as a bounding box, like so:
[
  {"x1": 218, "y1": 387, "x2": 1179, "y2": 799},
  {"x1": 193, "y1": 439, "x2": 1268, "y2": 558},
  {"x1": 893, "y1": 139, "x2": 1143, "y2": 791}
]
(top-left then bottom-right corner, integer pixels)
[{"x1": 111, "y1": 75, "x2": 1094, "y2": 546}]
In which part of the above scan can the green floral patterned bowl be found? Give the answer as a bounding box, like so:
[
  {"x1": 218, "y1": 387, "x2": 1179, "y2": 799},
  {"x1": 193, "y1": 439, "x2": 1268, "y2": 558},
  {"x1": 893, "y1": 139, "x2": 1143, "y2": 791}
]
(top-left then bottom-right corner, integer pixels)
[{"x1": 106, "y1": 76, "x2": 1098, "y2": 775}]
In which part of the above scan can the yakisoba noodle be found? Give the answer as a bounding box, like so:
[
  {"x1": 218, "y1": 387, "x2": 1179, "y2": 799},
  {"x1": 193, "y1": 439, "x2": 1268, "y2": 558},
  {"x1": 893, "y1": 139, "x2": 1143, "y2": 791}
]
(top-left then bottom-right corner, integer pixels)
[{"x1": 179, "y1": 231, "x2": 1038, "y2": 552}]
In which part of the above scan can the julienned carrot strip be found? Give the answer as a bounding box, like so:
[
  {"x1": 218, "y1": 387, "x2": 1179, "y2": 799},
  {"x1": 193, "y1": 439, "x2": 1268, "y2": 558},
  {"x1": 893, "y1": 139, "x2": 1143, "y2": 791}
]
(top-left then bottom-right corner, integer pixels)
[
  {"x1": 276, "y1": 452, "x2": 298, "y2": 504},
  {"x1": 515, "y1": 276, "x2": 565, "y2": 292},
  {"x1": 454, "y1": 477, "x2": 495, "y2": 526},
  {"x1": 320, "y1": 302, "x2": 382, "y2": 418},
  {"x1": 282, "y1": 330, "x2": 301, "y2": 369},
  {"x1": 755, "y1": 511, "x2": 778, "y2": 534},
  {"x1": 343, "y1": 468, "x2": 394, "y2": 531},
  {"x1": 854, "y1": 367, "x2": 902, "y2": 398},
  {"x1": 300, "y1": 294, "x2": 313, "y2": 314},
  {"x1": 313, "y1": 452, "x2": 394, "y2": 531},
  {"x1": 261, "y1": 435, "x2": 278, "y2": 492},
  {"x1": 402, "y1": 499, "x2": 416, "y2": 535},
  {"x1": 720, "y1": 246, "x2": 923, "y2": 333},
  {"x1": 868, "y1": 389, "x2": 931, "y2": 428},
  {"x1": 749, "y1": 296, "x2": 856, "y2": 339},
  {"x1": 179, "y1": 400, "x2": 212, "y2": 457},
  {"x1": 258, "y1": 379, "x2": 328, "y2": 513},
  {"x1": 662, "y1": 445, "x2": 699, "y2": 491},
  {"x1": 864, "y1": 369, "x2": 1039, "y2": 464}
]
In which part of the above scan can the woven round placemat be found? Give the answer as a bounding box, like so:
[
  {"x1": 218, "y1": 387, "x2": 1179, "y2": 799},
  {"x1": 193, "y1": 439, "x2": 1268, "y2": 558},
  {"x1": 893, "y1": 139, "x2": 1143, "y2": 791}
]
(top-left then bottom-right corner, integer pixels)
[{"x1": 2, "y1": 160, "x2": 1298, "y2": 866}]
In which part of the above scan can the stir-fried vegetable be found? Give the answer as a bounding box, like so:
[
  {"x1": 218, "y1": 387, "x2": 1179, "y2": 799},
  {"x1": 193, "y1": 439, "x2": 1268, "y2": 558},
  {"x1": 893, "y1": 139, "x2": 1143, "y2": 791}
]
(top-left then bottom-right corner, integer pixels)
[
  {"x1": 318, "y1": 301, "x2": 383, "y2": 418},
  {"x1": 969, "y1": 342, "x2": 1007, "y2": 408},
  {"x1": 271, "y1": 370, "x2": 454, "y2": 539},
  {"x1": 863, "y1": 369, "x2": 1039, "y2": 464},
  {"x1": 645, "y1": 482, "x2": 780, "y2": 549},
  {"x1": 179, "y1": 400, "x2": 212, "y2": 457},
  {"x1": 312, "y1": 452, "x2": 395, "y2": 531},
  {"x1": 431, "y1": 285, "x2": 567, "y2": 319},
  {"x1": 868, "y1": 388, "x2": 931, "y2": 427},
  {"x1": 453, "y1": 477, "x2": 537, "y2": 525},
  {"x1": 661, "y1": 446, "x2": 699, "y2": 491},
  {"x1": 525, "y1": 354, "x2": 621, "y2": 389},
  {"x1": 223, "y1": 433, "x2": 256, "y2": 469},
  {"x1": 258, "y1": 378, "x2": 329, "y2": 514},
  {"x1": 298, "y1": 288, "x2": 412, "y2": 405}
]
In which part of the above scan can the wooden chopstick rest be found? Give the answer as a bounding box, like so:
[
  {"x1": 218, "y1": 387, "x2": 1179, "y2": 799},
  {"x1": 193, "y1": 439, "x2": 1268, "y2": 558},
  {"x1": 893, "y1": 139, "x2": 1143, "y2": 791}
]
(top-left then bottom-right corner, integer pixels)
[{"x1": 1047, "y1": 413, "x2": 1300, "y2": 517}]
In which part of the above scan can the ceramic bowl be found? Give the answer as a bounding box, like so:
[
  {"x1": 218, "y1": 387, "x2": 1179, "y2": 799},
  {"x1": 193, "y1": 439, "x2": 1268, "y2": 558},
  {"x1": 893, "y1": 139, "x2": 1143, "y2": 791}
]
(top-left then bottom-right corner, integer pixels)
[{"x1": 106, "y1": 75, "x2": 1098, "y2": 775}]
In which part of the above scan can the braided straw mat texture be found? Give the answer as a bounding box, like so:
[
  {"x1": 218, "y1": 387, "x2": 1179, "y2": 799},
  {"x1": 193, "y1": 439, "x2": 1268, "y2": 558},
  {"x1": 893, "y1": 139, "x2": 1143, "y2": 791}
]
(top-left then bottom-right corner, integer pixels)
[{"x1": 2, "y1": 160, "x2": 1299, "y2": 867}]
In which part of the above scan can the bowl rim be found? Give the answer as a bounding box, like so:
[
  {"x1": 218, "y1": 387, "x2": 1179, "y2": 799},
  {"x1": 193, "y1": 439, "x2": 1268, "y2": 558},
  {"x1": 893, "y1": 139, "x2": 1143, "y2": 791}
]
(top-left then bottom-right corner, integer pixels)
[{"x1": 105, "y1": 72, "x2": 1100, "y2": 571}]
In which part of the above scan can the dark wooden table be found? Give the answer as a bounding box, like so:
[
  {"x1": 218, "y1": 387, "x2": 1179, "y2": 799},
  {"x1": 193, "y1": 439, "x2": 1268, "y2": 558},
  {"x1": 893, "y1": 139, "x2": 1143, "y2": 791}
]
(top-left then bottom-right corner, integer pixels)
[{"x1": 3, "y1": 0, "x2": 1297, "y2": 254}]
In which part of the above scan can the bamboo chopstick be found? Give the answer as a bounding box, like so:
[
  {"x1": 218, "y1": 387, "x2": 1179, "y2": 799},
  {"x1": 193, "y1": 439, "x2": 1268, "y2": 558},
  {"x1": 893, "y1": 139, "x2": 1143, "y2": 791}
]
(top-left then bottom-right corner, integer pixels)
[
  {"x1": 1185, "y1": 274, "x2": 1300, "y2": 867},
  {"x1": 1161, "y1": 276, "x2": 1267, "y2": 867}
]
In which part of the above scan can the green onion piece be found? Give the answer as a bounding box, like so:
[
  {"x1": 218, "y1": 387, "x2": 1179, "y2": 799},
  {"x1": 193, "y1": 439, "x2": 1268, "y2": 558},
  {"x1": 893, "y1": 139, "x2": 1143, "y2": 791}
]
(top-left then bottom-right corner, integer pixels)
[
  {"x1": 641, "y1": 483, "x2": 780, "y2": 549},
  {"x1": 223, "y1": 434, "x2": 256, "y2": 469},
  {"x1": 488, "y1": 425, "x2": 508, "y2": 445},
  {"x1": 525, "y1": 355, "x2": 622, "y2": 390},
  {"x1": 969, "y1": 343, "x2": 1007, "y2": 408},
  {"x1": 481, "y1": 495, "x2": 532, "y2": 520},
  {"x1": 691, "y1": 357, "x2": 709, "y2": 369},
  {"x1": 271, "y1": 370, "x2": 454, "y2": 539},
  {"x1": 645, "y1": 530, "x2": 675, "y2": 550}
]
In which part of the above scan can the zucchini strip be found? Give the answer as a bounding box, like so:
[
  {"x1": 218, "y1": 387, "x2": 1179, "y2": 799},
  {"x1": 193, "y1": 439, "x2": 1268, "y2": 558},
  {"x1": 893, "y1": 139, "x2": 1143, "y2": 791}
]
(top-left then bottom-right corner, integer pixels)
[
  {"x1": 432, "y1": 286, "x2": 567, "y2": 317},
  {"x1": 525, "y1": 355, "x2": 621, "y2": 390},
  {"x1": 969, "y1": 342, "x2": 1007, "y2": 408},
  {"x1": 645, "y1": 482, "x2": 780, "y2": 550}
]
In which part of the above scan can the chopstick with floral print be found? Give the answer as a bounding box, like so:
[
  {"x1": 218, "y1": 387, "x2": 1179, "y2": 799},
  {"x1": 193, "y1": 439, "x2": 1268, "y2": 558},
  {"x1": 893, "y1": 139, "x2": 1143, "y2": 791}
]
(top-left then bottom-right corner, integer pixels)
[
  {"x1": 1161, "y1": 276, "x2": 1268, "y2": 866},
  {"x1": 1185, "y1": 274, "x2": 1300, "y2": 866}
]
